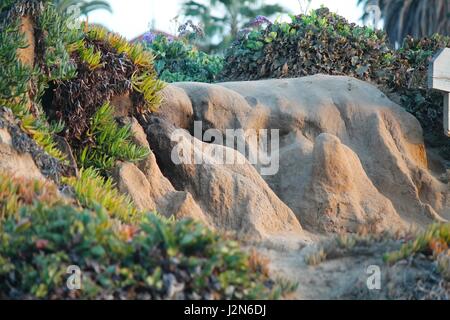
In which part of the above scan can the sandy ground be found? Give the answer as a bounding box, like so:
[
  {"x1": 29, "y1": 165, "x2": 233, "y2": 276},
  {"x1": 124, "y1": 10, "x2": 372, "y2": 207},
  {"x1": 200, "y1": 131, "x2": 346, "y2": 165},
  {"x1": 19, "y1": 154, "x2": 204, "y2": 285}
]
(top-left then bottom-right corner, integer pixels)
[{"x1": 255, "y1": 235, "x2": 449, "y2": 300}]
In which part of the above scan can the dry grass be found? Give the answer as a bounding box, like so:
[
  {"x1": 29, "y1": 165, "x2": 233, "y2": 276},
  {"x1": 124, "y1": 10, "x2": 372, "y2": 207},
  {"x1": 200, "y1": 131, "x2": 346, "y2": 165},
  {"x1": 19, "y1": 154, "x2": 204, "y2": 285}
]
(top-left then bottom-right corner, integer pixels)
[{"x1": 248, "y1": 249, "x2": 270, "y2": 276}]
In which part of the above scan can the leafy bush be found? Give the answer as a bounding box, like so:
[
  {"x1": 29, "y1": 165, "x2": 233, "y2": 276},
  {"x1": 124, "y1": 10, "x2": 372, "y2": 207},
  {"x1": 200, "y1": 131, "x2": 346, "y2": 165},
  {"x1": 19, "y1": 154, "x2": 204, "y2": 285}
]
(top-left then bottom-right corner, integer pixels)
[
  {"x1": 142, "y1": 34, "x2": 224, "y2": 83},
  {"x1": 0, "y1": 204, "x2": 278, "y2": 300},
  {"x1": 0, "y1": 19, "x2": 31, "y2": 109},
  {"x1": 221, "y1": 8, "x2": 392, "y2": 82},
  {"x1": 1, "y1": 1, "x2": 164, "y2": 169},
  {"x1": 36, "y1": 2, "x2": 81, "y2": 81},
  {"x1": 221, "y1": 7, "x2": 450, "y2": 159}
]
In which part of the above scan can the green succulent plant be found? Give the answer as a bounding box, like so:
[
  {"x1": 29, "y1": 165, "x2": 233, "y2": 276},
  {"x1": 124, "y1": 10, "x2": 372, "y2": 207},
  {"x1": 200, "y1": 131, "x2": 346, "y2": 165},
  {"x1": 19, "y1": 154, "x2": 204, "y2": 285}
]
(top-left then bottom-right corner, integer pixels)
[
  {"x1": 62, "y1": 167, "x2": 140, "y2": 223},
  {"x1": 0, "y1": 202, "x2": 279, "y2": 299},
  {"x1": 78, "y1": 102, "x2": 149, "y2": 174},
  {"x1": 142, "y1": 34, "x2": 224, "y2": 83}
]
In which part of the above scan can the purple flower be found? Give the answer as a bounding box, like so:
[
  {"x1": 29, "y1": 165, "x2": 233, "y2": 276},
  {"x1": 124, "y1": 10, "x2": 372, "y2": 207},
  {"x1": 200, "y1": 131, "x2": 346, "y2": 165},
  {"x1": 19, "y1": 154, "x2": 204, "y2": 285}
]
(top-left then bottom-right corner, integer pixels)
[
  {"x1": 142, "y1": 31, "x2": 157, "y2": 44},
  {"x1": 246, "y1": 15, "x2": 272, "y2": 28}
]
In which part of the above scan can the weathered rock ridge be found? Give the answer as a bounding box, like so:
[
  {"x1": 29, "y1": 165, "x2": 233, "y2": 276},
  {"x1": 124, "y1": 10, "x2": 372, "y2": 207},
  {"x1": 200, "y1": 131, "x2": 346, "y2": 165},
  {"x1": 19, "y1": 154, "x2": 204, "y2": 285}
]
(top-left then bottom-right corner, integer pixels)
[
  {"x1": 2, "y1": 75, "x2": 449, "y2": 240},
  {"x1": 154, "y1": 75, "x2": 449, "y2": 234}
]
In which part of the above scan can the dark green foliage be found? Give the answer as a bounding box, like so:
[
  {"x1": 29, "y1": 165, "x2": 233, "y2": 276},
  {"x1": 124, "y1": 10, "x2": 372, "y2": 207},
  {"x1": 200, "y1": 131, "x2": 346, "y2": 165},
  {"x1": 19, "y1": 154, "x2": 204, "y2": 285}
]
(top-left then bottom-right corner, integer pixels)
[
  {"x1": 221, "y1": 8, "x2": 392, "y2": 82},
  {"x1": 0, "y1": 0, "x2": 19, "y2": 12},
  {"x1": 48, "y1": 25, "x2": 164, "y2": 161},
  {"x1": 221, "y1": 7, "x2": 450, "y2": 159},
  {"x1": 143, "y1": 35, "x2": 224, "y2": 83},
  {"x1": 0, "y1": 204, "x2": 278, "y2": 299}
]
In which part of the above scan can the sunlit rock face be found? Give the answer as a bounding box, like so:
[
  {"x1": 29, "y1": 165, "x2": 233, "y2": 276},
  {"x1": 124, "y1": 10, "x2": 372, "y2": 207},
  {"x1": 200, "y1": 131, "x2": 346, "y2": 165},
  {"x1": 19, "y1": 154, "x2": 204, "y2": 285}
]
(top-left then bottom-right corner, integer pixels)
[{"x1": 156, "y1": 75, "x2": 449, "y2": 234}]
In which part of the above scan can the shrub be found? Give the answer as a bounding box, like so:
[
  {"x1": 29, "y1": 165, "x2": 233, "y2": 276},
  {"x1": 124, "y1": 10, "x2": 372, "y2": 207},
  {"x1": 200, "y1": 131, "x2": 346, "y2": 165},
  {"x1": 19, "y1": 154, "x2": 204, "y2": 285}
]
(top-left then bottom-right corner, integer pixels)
[
  {"x1": 1, "y1": 1, "x2": 165, "y2": 168},
  {"x1": 221, "y1": 8, "x2": 392, "y2": 83},
  {"x1": 142, "y1": 34, "x2": 224, "y2": 83},
  {"x1": 45, "y1": 24, "x2": 165, "y2": 166},
  {"x1": 0, "y1": 204, "x2": 278, "y2": 300},
  {"x1": 220, "y1": 8, "x2": 450, "y2": 159},
  {"x1": 385, "y1": 223, "x2": 450, "y2": 281}
]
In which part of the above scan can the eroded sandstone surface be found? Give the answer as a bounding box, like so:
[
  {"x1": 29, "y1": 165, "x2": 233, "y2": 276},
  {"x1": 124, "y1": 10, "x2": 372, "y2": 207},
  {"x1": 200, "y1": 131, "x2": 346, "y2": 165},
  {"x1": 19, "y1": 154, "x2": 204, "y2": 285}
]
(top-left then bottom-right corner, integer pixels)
[{"x1": 156, "y1": 75, "x2": 449, "y2": 235}]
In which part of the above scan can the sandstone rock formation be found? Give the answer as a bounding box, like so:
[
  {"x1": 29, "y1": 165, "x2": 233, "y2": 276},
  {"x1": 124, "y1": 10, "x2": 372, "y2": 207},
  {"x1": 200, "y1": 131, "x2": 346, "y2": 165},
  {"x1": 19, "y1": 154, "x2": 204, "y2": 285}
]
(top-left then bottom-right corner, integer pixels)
[
  {"x1": 156, "y1": 75, "x2": 450, "y2": 233},
  {"x1": 0, "y1": 108, "x2": 60, "y2": 181},
  {"x1": 145, "y1": 117, "x2": 303, "y2": 241},
  {"x1": 3, "y1": 74, "x2": 447, "y2": 239},
  {"x1": 0, "y1": 121, "x2": 44, "y2": 181},
  {"x1": 111, "y1": 117, "x2": 210, "y2": 226},
  {"x1": 301, "y1": 133, "x2": 404, "y2": 233}
]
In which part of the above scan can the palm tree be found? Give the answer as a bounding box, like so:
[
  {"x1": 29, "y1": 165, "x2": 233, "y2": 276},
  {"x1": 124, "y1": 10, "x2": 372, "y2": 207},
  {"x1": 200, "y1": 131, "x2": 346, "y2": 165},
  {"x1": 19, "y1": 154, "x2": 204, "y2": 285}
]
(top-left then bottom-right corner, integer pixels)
[
  {"x1": 53, "y1": 0, "x2": 112, "y2": 16},
  {"x1": 181, "y1": 0, "x2": 286, "y2": 52},
  {"x1": 359, "y1": 0, "x2": 450, "y2": 46}
]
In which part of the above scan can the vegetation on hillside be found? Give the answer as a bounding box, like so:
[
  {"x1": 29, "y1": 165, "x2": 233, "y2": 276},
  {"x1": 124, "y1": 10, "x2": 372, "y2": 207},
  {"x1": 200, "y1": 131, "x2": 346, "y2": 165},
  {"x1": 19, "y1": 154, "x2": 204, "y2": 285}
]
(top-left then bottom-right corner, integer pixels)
[
  {"x1": 0, "y1": 180, "x2": 279, "y2": 299},
  {"x1": 0, "y1": 0, "x2": 449, "y2": 301},
  {"x1": 0, "y1": 0, "x2": 278, "y2": 300}
]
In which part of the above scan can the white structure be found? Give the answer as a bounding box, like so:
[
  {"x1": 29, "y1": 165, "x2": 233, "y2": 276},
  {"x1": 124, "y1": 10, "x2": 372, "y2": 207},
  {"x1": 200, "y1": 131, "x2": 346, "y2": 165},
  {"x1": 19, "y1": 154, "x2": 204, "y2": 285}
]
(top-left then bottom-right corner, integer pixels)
[{"x1": 428, "y1": 48, "x2": 450, "y2": 137}]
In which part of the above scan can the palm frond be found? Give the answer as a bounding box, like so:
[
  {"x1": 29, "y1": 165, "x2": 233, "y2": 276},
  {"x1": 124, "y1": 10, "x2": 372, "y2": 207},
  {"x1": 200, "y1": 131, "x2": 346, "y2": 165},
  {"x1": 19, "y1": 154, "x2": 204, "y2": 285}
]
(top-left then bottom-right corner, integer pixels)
[{"x1": 360, "y1": 0, "x2": 450, "y2": 45}]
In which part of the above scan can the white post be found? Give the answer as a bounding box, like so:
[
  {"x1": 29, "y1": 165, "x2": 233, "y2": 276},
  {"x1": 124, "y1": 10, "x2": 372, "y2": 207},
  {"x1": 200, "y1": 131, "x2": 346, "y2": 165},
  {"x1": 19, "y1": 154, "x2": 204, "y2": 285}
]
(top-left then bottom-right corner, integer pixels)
[
  {"x1": 445, "y1": 93, "x2": 450, "y2": 137},
  {"x1": 428, "y1": 48, "x2": 450, "y2": 137}
]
